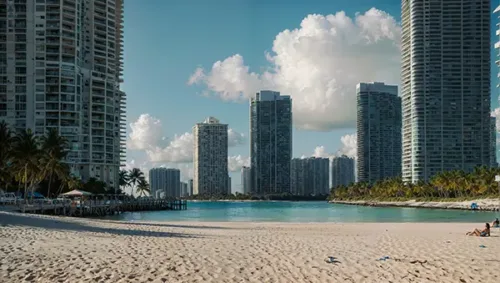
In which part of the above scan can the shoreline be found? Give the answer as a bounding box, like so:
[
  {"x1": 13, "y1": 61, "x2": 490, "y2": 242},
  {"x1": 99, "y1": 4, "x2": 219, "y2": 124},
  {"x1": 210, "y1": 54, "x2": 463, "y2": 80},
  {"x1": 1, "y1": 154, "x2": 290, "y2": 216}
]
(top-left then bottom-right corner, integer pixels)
[
  {"x1": 1, "y1": 212, "x2": 499, "y2": 282},
  {"x1": 330, "y1": 198, "x2": 500, "y2": 211}
]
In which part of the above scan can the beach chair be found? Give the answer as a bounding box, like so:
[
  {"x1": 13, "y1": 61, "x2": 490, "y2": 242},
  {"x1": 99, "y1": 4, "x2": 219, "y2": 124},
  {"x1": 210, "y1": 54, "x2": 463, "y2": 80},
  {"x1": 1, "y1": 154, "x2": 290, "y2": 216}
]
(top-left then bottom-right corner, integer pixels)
[{"x1": 470, "y1": 203, "x2": 479, "y2": 210}]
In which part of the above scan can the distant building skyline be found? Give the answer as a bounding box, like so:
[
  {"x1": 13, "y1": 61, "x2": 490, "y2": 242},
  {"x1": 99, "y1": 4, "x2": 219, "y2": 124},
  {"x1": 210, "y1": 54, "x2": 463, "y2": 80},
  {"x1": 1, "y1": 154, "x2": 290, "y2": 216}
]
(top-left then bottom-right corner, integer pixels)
[
  {"x1": 241, "y1": 166, "x2": 251, "y2": 195},
  {"x1": 331, "y1": 155, "x2": 355, "y2": 188},
  {"x1": 357, "y1": 82, "x2": 401, "y2": 183},
  {"x1": 291, "y1": 157, "x2": 329, "y2": 196},
  {"x1": 149, "y1": 168, "x2": 181, "y2": 198},
  {"x1": 193, "y1": 117, "x2": 229, "y2": 195},
  {"x1": 402, "y1": 0, "x2": 492, "y2": 183},
  {"x1": 250, "y1": 91, "x2": 292, "y2": 195}
]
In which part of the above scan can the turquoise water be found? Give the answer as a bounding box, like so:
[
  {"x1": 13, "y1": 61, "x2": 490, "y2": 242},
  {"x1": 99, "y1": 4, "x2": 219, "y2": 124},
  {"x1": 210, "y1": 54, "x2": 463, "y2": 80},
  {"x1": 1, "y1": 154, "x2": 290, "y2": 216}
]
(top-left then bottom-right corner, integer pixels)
[{"x1": 102, "y1": 201, "x2": 500, "y2": 223}]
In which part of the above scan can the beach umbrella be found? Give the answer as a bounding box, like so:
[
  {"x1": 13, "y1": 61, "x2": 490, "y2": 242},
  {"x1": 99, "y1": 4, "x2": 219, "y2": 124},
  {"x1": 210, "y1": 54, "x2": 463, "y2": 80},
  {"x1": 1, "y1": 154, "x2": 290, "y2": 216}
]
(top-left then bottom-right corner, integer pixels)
[{"x1": 60, "y1": 189, "x2": 93, "y2": 197}]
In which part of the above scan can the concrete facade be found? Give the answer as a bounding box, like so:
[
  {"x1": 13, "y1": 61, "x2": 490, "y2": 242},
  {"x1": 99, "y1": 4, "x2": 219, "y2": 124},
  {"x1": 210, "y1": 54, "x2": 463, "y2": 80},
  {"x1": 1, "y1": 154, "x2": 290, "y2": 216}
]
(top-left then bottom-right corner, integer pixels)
[
  {"x1": 402, "y1": 0, "x2": 491, "y2": 182},
  {"x1": 0, "y1": 0, "x2": 126, "y2": 189},
  {"x1": 193, "y1": 117, "x2": 229, "y2": 196},
  {"x1": 149, "y1": 168, "x2": 181, "y2": 199},
  {"x1": 331, "y1": 155, "x2": 355, "y2": 188},
  {"x1": 291, "y1": 157, "x2": 329, "y2": 196}
]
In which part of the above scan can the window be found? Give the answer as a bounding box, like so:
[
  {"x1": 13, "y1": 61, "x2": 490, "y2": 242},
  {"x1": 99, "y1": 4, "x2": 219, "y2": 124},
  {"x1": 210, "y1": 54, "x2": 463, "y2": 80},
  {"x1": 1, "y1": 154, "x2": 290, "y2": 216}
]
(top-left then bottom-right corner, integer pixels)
[
  {"x1": 15, "y1": 67, "x2": 26, "y2": 74},
  {"x1": 15, "y1": 85, "x2": 26, "y2": 93},
  {"x1": 15, "y1": 77, "x2": 26, "y2": 84}
]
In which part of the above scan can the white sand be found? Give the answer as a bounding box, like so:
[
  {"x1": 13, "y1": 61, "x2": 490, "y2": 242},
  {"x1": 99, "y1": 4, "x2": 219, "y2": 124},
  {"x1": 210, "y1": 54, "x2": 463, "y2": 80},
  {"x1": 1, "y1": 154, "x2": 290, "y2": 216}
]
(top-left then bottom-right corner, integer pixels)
[
  {"x1": 331, "y1": 198, "x2": 500, "y2": 211},
  {"x1": 0, "y1": 212, "x2": 499, "y2": 283}
]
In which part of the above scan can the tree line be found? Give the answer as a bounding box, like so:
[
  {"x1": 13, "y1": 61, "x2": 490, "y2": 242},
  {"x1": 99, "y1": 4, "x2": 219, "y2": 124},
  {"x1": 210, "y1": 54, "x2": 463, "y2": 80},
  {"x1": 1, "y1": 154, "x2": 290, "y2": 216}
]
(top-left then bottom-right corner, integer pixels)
[
  {"x1": 329, "y1": 166, "x2": 500, "y2": 201},
  {"x1": 0, "y1": 121, "x2": 149, "y2": 198}
]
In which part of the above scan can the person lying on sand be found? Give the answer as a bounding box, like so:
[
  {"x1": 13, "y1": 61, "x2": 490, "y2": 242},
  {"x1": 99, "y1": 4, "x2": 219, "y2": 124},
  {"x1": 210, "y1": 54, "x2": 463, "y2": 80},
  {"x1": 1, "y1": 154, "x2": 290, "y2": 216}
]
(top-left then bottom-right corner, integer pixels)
[
  {"x1": 493, "y1": 218, "x2": 499, "y2": 228},
  {"x1": 466, "y1": 223, "x2": 490, "y2": 237}
]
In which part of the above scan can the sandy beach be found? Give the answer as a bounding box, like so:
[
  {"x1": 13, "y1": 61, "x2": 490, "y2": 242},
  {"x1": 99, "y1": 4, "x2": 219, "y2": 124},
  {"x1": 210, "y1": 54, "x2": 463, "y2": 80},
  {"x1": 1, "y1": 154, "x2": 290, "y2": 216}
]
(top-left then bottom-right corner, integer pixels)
[{"x1": 0, "y1": 212, "x2": 499, "y2": 283}]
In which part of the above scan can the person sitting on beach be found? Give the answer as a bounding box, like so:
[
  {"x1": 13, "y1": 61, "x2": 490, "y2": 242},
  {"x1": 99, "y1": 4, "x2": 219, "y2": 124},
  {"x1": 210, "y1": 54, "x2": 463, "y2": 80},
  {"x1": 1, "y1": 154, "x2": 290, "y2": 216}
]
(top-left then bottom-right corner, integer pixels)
[
  {"x1": 466, "y1": 223, "x2": 490, "y2": 237},
  {"x1": 493, "y1": 218, "x2": 500, "y2": 228}
]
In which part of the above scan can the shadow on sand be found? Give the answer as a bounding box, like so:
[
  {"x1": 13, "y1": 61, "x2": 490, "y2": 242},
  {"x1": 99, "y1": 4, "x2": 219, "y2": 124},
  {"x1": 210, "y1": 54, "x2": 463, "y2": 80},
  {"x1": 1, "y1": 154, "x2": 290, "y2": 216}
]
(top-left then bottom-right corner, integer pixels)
[
  {"x1": 0, "y1": 212, "x2": 200, "y2": 238},
  {"x1": 101, "y1": 220, "x2": 234, "y2": 230}
]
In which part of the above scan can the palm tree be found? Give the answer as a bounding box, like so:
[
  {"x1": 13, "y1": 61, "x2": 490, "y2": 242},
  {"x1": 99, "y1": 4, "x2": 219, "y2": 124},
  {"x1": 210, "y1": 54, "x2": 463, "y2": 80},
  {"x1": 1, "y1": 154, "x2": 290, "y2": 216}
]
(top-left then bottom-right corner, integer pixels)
[
  {"x1": 128, "y1": 168, "x2": 144, "y2": 196},
  {"x1": 11, "y1": 129, "x2": 43, "y2": 201},
  {"x1": 119, "y1": 169, "x2": 130, "y2": 193},
  {"x1": 136, "y1": 178, "x2": 150, "y2": 197},
  {"x1": 83, "y1": 177, "x2": 107, "y2": 194},
  {"x1": 40, "y1": 128, "x2": 70, "y2": 198},
  {"x1": 0, "y1": 121, "x2": 13, "y2": 190}
]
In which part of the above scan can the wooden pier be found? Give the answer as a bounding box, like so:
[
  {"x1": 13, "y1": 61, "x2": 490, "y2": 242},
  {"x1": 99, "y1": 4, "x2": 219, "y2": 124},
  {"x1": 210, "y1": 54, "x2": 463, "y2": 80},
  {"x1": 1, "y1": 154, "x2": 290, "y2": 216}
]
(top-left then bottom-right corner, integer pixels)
[{"x1": 17, "y1": 199, "x2": 187, "y2": 217}]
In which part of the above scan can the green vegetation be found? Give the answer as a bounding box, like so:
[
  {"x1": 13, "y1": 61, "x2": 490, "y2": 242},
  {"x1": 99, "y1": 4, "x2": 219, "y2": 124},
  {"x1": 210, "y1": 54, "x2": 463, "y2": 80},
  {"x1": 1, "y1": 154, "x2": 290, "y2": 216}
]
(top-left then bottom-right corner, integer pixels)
[
  {"x1": 329, "y1": 167, "x2": 500, "y2": 202},
  {"x1": 0, "y1": 121, "x2": 148, "y2": 198}
]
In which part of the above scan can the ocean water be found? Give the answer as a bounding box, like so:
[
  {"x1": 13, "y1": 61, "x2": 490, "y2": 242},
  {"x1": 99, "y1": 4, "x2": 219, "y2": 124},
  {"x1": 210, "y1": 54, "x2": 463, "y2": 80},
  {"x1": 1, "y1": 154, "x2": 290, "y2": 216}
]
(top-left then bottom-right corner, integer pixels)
[{"x1": 102, "y1": 201, "x2": 500, "y2": 223}]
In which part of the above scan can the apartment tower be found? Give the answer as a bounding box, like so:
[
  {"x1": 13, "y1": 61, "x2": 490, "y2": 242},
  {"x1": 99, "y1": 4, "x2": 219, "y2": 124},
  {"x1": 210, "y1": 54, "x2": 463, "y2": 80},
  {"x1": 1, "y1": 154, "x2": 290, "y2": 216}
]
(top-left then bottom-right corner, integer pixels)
[
  {"x1": 149, "y1": 167, "x2": 181, "y2": 199},
  {"x1": 291, "y1": 157, "x2": 329, "y2": 196},
  {"x1": 0, "y1": 0, "x2": 126, "y2": 189},
  {"x1": 357, "y1": 82, "x2": 401, "y2": 183},
  {"x1": 491, "y1": 116, "x2": 497, "y2": 168},
  {"x1": 250, "y1": 90, "x2": 292, "y2": 195},
  {"x1": 331, "y1": 155, "x2": 355, "y2": 188},
  {"x1": 401, "y1": 0, "x2": 491, "y2": 182},
  {"x1": 241, "y1": 166, "x2": 251, "y2": 194},
  {"x1": 193, "y1": 117, "x2": 228, "y2": 196}
]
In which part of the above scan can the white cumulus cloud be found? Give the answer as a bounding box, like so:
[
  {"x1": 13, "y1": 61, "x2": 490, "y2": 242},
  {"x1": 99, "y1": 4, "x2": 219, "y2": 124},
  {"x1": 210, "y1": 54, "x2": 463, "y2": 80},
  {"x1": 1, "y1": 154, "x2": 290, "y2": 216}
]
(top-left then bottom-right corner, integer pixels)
[
  {"x1": 146, "y1": 132, "x2": 194, "y2": 163},
  {"x1": 491, "y1": 108, "x2": 500, "y2": 132},
  {"x1": 127, "y1": 114, "x2": 246, "y2": 163},
  {"x1": 310, "y1": 133, "x2": 357, "y2": 159},
  {"x1": 188, "y1": 8, "x2": 401, "y2": 131},
  {"x1": 127, "y1": 114, "x2": 166, "y2": 150},
  {"x1": 228, "y1": 155, "x2": 250, "y2": 172},
  {"x1": 338, "y1": 133, "x2": 357, "y2": 158},
  {"x1": 312, "y1": 146, "x2": 333, "y2": 159},
  {"x1": 227, "y1": 128, "x2": 245, "y2": 147}
]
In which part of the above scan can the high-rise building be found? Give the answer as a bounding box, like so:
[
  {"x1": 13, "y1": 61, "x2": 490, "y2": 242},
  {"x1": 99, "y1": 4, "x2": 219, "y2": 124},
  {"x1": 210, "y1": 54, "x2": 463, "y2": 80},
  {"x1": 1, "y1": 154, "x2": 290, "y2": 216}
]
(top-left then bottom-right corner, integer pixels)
[
  {"x1": 331, "y1": 155, "x2": 355, "y2": 188},
  {"x1": 402, "y1": 0, "x2": 491, "y2": 183},
  {"x1": 180, "y1": 182, "x2": 188, "y2": 197},
  {"x1": 188, "y1": 179, "x2": 193, "y2": 196},
  {"x1": 149, "y1": 168, "x2": 181, "y2": 198},
  {"x1": 0, "y1": 0, "x2": 126, "y2": 189},
  {"x1": 491, "y1": 116, "x2": 497, "y2": 168},
  {"x1": 250, "y1": 90, "x2": 292, "y2": 195},
  {"x1": 227, "y1": 176, "x2": 231, "y2": 195},
  {"x1": 193, "y1": 117, "x2": 228, "y2": 196},
  {"x1": 291, "y1": 157, "x2": 329, "y2": 196},
  {"x1": 241, "y1": 166, "x2": 251, "y2": 194},
  {"x1": 357, "y1": 82, "x2": 401, "y2": 183}
]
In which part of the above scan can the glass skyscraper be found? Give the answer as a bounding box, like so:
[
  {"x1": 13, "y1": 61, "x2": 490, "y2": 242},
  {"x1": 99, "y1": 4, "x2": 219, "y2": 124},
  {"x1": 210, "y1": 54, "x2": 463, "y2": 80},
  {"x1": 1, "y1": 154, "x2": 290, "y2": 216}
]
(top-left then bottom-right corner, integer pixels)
[
  {"x1": 357, "y1": 82, "x2": 401, "y2": 184},
  {"x1": 250, "y1": 91, "x2": 292, "y2": 195}
]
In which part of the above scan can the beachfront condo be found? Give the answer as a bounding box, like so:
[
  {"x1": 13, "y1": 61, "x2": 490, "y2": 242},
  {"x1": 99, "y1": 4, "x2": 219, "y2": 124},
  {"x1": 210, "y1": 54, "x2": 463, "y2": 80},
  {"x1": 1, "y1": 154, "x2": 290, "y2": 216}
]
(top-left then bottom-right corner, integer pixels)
[
  {"x1": 0, "y1": 0, "x2": 126, "y2": 189},
  {"x1": 193, "y1": 117, "x2": 229, "y2": 196},
  {"x1": 250, "y1": 91, "x2": 292, "y2": 195},
  {"x1": 357, "y1": 82, "x2": 401, "y2": 184},
  {"x1": 291, "y1": 157, "x2": 329, "y2": 196},
  {"x1": 241, "y1": 166, "x2": 251, "y2": 195},
  {"x1": 331, "y1": 155, "x2": 355, "y2": 188},
  {"x1": 149, "y1": 168, "x2": 181, "y2": 199},
  {"x1": 401, "y1": 0, "x2": 491, "y2": 183}
]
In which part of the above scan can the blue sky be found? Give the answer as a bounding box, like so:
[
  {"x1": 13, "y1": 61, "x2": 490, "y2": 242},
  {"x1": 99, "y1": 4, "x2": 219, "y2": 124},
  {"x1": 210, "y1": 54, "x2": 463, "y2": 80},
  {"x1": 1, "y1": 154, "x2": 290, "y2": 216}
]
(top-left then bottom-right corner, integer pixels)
[{"x1": 122, "y1": 0, "x2": 500, "y2": 192}]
